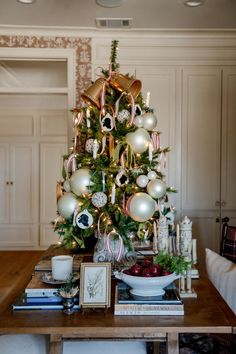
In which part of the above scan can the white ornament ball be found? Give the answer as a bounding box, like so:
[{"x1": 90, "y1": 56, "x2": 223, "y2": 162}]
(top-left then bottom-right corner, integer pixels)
[
  {"x1": 85, "y1": 138, "x2": 96, "y2": 154},
  {"x1": 147, "y1": 170, "x2": 158, "y2": 180},
  {"x1": 70, "y1": 168, "x2": 93, "y2": 196},
  {"x1": 117, "y1": 109, "x2": 130, "y2": 123},
  {"x1": 63, "y1": 180, "x2": 71, "y2": 192},
  {"x1": 75, "y1": 209, "x2": 93, "y2": 229},
  {"x1": 142, "y1": 112, "x2": 158, "y2": 131},
  {"x1": 136, "y1": 175, "x2": 149, "y2": 188},
  {"x1": 127, "y1": 192, "x2": 156, "y2": 222},
  {"x1": 57, "y1": 192, "x2": 78, "y2": 219},
  {"x1": 147, "y1": 179, "x2": 167, "y2": 199},
  {"x1": 126, "y1": 128, "x2": 151, "y2": 154},
  {"x1": 134, "y1": 115, "x2": 143, "y2": 128},
  {"x1": 91, "y1": 192, "x2": 108, "y2": 208}
]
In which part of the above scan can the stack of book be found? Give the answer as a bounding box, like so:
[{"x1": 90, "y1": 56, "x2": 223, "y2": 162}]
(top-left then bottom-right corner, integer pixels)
[
  {"x1": 114, "y1": 282, "x2": 184, "y2": 316},
  {"x1": 12, "y1": 273, "x2": 79, "y2": 311}
]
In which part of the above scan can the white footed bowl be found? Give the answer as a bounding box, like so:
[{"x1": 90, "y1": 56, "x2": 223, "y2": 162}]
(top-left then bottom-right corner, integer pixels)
[{"x1": 115, "y1": 270, "x2": 179, "y2": 296}]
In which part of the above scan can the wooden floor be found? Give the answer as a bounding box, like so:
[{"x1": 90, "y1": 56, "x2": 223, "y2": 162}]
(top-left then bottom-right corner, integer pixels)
[{"x1": 0, "y1": 251, "x2": 43, "y2": 315}]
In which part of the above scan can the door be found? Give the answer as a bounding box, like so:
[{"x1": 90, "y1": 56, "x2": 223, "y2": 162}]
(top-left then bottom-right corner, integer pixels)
[
  {"x1": 181, "y1": 67, "x2": 222, "y2": 263},
  {"x1": 221, "y1": 67, "x2": 236, "y2": 227}
]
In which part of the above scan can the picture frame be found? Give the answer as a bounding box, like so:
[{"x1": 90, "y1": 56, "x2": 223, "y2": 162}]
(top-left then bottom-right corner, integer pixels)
[{"x1": 79, "y1": 262, "x2": 111, "y2": 308}]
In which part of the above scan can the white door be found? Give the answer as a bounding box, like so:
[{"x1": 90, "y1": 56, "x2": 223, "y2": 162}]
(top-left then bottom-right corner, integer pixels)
[
  {"x1": 181, "y1": 67, "x2": 222, "y2": 262},
  {"x1": 0, "y1": 143, "x2": 10, "y2": 223},
  {"x1": 10, "y1": 143, "x2": 38, "y2": 223}
]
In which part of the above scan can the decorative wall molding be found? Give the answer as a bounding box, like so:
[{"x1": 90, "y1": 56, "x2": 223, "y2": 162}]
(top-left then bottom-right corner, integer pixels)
[{"x1": 0, "y1": 35, "x2": 92, "y2": 106}]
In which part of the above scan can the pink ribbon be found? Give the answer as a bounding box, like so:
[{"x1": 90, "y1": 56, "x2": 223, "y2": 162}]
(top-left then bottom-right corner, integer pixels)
[
  {"x1": 66, "y1": 153, "x2": 76, "y2": 177},
  {"x1": 106, "y1": 230, "x2": 124, "y2": 262},
  {"x1": 120, "y1": 152, "x2": 125, "y2": 169}
]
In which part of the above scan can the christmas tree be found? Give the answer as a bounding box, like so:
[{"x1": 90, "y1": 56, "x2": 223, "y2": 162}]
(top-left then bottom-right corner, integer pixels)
[{"x1": 54, "y1": 40, "x2": 176, "y2": 261}]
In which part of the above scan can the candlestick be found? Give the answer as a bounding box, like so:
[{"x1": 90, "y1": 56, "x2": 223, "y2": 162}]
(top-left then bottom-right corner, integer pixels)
[
  {"x1": 146, "y1": 91, "x2": 151, "y2": 107},
  {"x1": 192, "y1": 238, "x2": 197, "y2": 264},
  {"x1": 153, "y1": 221, "x2": 158, "y2": 253},
  {"x1": 176, "y1": 223, "x2": 180, "y2": 255},
  {"x1": 148, "y1": 142, "x2": 153, "y2": 161},
  {"x1": 111, "y1": 184, "x2": 116, "y2": 204},
  {"x1": 102, "y1": 171, "x2": 106, "y2": 192},
  {"x1": 93, "y1": 139, "x2": 98, "y2": 159}
]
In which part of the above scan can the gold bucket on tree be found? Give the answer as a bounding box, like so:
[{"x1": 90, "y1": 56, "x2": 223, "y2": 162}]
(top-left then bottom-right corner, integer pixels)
[
  {"x1": 109, "y1": 73, "x2": 141, "y2": 98},
  {"x1": 81, "y1": 78, "x2": 106, "y2": 109}
]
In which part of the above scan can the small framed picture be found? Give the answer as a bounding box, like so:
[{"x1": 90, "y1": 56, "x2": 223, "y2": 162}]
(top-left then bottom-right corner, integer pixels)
[{"x1": 79, "y1": 262, "x2": 111, "y2": 308}]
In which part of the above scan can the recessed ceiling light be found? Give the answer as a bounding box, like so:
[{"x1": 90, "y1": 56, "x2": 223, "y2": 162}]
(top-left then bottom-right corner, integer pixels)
[
  {"x1": 96, "y1": 0, "x2": 125, "y2": 8},
  {"x1": 16, "y1": 0, "x2": 36, "y2": 4},
  {"x1": 184, "y1": 0, "x2": 205, "y2": 7}
]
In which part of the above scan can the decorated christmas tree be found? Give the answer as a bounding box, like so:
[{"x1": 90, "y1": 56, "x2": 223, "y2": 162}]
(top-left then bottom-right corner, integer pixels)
[{"x1": 54, "y1": 40, "x2": 176, "y2": 262}]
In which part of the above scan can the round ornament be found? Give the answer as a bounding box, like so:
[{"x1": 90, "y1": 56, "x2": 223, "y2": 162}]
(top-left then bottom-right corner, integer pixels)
[
  {"x1": 85, "y1": 138, "x2": 97, "y2": 154},
  {"x1": 127, "y1": 192, "x2": 156, "y2": 222},
  {"x1": 136, "y1": 174, "x2": 149, "y2": 188},
  {"x1": 147, "y1": 170, "x2": 157, "y2": 180},
  {"x1": 134, "y1": 115, "x2": 143, "y2": 128},
  {"x1": 63, "y1": 180, "x2": 71, "y2": 192},
  {"x1": 115, "y1": 169, "x2": 128, "y2": 187},
  {"x1": 75, "y1": 209, "x2": 93, "y2": 229},
  {"x1": 117, "y1": 109, "x2": 130, "y2": 123},
  {"x1": 141, "y1": 112, "x2": 157, "y2": 131},
  {"x1": 91, "y1": 192, "x2": 108, "y2": 208},
  {"x1": 126, "y1": 128, "x2": 151, "y2": 154},
  {"x1": 70, "y1": 168, "x2": 93, "y2": 196},
  {"x1": 57, "y1": 192, "x2": 78, "y2": 219},
  {"x1": 147, "y1": 179, "x2": 166, "y2": 199},
  {"x1": 101, "y1": 113, "x2": 114, "y2": 132}
]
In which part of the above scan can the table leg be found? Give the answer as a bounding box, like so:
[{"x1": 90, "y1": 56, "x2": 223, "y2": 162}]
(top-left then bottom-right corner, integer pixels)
[
  {"x1": 167, "y1": 333, "x2": 179, "y2": 354},
  {"x1": 49, "y1": 334, "x2": 63, "y2": 354}
]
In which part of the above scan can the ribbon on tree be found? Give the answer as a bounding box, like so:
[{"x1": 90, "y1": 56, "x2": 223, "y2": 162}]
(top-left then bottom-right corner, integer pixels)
[
  {"x1": 66, "y1": 153, "x2": 76, "y2": 177},
  {"x1": 106, "y1": 230, "x2": 124, "y2": 262},
  {"x1": 151, "y1": 132, "x2": 160, "y2": 151},
  {"x1": 114, "y1": 92, "x2": 135, "y2": 126}
]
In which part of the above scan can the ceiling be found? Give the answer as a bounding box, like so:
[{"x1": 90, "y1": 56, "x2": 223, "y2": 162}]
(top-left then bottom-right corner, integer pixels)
[{"x1": 0, "y1": 0, "x2": 235, "y2": 30}]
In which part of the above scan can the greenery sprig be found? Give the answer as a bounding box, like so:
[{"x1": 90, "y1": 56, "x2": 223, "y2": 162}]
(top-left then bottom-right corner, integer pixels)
[{"x1": 154, "y1": 252, "x2": 191, "y2": 275}]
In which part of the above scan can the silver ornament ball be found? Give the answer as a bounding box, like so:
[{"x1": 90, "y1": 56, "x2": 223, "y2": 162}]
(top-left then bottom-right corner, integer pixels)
[
  {"x1": 57, "y1": 192, "x2": 78, "y2": 219},
  {"x1": 127, "y1": 192, "x2": 156, "y2": 222},
  {"x1": 126, "y1": 128, "x2": 151, "y2": 154},
  {"x1": 117, "y1": 109, "x2": 130, "y2": 123},
  {"x1": 70, "y1": 168, "x2": 93, "y2": 196},
  {"x1": 134, "y1": 115, "x2": 143, "y2": 128},
  {"x1": 136, "y1": 175, "x2": 149, "y2": 188},
  {"x1": 147, "y1": 170, "x2": 158, "y2": 180},
  {"x1": 142, "y1": 112, "x2": 158, "y2": 131},
  {"x1": 147, "y1": 179, "x2": 167, "y2": 199},
  {"x1": 91, "y1": 192, "x2": 108, "y2": 208},
  {"x1": 85, "y1": 138, "x2": 96, "y2": 154}
]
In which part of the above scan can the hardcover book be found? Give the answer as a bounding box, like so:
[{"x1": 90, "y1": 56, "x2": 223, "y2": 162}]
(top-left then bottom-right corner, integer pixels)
[
  {"x1": 12, "y1": 293, "x2": 80, "y2": 311},
  {"x1": 114, "y1": 283, "x2": 184, "y2": 316},
  {"x1": 25, "y1": 273, "x2": 60, "y2": 297},
  {"x1": 117, "y1": 282, "x2": 182, "y2": 304}
]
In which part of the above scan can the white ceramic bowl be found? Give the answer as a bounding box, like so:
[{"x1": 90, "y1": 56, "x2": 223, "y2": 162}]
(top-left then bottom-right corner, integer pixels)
[{"x1": 115, "y1": 270, "x2": 179, "y2": 296}]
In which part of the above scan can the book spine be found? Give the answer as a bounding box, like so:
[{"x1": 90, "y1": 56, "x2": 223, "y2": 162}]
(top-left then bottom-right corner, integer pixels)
[
  {"x1": 25, "y1": 290, "x2": 59, "y2": 297},
  {"x1": 115, "y1": 304, "x2": 183, "y2": 311},
  {"x1": 114, "y1": 309, "x2": 184, "y2": 316}
]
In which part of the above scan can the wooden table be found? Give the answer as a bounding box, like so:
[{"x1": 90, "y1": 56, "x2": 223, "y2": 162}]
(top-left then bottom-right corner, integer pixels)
[{"x1": 0, "y1": 250, "x2": 235, "y2": 354}]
